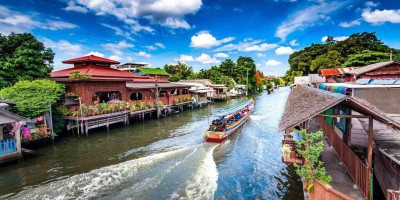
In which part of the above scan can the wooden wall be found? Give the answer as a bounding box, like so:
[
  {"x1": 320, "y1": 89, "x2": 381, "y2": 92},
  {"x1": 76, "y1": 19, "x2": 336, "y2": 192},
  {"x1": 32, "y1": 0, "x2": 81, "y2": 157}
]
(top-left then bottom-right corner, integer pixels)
[{"x1": 375, "y1": 148, "x2": 400, "y2": 198}]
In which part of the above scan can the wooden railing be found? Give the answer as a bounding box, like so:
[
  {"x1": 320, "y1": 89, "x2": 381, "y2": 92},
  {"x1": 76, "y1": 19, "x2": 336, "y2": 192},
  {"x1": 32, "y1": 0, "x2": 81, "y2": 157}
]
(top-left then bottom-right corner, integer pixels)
[
  {"x1": 316, "y1": 116, "x2": 369, "y2": 199},
  {"x1": 0, "y1": 139, "x2": 17, "y2": 156},
  {"x1": 310, "y1": 180, "x2": 353, "y2": 200},
  {"x1": 386, "y1": 190, "x2": 400, "y2": 200}
]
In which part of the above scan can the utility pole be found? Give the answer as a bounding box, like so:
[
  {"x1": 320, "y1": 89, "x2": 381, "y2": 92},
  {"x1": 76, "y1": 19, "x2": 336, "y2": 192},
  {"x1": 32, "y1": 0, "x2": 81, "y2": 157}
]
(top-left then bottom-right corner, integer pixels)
[{"x1": 246, "y1": 69, "x2": 249, "y2": 96}]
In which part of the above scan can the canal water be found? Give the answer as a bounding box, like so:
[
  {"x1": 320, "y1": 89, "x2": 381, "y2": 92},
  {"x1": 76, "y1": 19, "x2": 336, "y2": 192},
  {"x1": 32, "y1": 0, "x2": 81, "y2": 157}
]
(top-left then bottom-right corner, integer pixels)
[{"x1": 0, "y1": 87, "x2": 303, "y2": 199}]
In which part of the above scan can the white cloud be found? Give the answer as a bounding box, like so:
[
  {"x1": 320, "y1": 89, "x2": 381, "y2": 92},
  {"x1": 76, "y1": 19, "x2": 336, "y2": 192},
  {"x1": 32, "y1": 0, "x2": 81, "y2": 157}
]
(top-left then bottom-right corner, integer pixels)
[
  {"x1": 362, "y1": 9, "x2": 400, "y2": 25},
  {"x1": 68, "y1": 0, "x2": 202, "y2": 31},
  {"x1": 123, "y1": 18, "x2": 155, "y2": 33},
  {"x1": 64, "y1": 1, "x2": 88, "y2": 13},
  {"x1": 0, "y1": 6, "x2": 77, "y2": 35},
  {"x1": 364, "y1": 1, "x2": 379, "y2": 7},
  {"x1": 146, "y1": 45, "x2": 157, "y2": 50},
  {"x1": 215, "y1": 39, "x2": 277, "y2": 52},
  {"x1": 195, "y1": 53, "x2": 220, "y2": 64},
  {"x1": 175, "y1": 54, "x2": 194, "y2": 62},
  {"x1": 190, "y1": 32, "x2": 234, "y2": 49},
  {"x1": 86, "y1": 51, "x2": 104, "y2": 57},
  {"x1": 42, "y1": 38, "x2": 82, "y2": 56},
  {"x1": 321, "y1": 36, "x2": 349, "y2": 42},
  {"x1": 175, "y1": 53, "x2": 220, "y2": 64},
  {"x1": 161, "y1": 17, "x2": 190, "y2": 29},
  {"x1": 155, "y1": 43, "x2": 166, "y2": 48},
  {"x1": 137, "y1": 51, "x2": 151, "y2": 58},
  {"x1": 339, "y1": 19, "x2": 361, "y2": 27},
  {"x1": 275, "y1": 46, "x2": 295, "y2": 55},
  {"x1": 242, "y1": 43, "x2": 278, "y2": 52},
  {"x1": 109, "y1": 55, "x2": 121, "y2": 61},
  {"x1": 101, "y1": 41, "x2": 134, "y2": 56},
  {"x1": 213, "y1": 53, "x2": 229, "y2": 58},
  {"x1": 275, "y1": 1, "x2": 345, "y2": 40},
  {"x1": 289, "y1": 39, "x2": 299, "y2": 46},
  {"x1": 101, "y1": 23, "x2": 134, "y2": 41},
  {"x1": 256, "y1": 53, "x2": 266, "y2": 57},
  {"x1": 265, "y1": 60, "x2": 281, "y2": 66}
]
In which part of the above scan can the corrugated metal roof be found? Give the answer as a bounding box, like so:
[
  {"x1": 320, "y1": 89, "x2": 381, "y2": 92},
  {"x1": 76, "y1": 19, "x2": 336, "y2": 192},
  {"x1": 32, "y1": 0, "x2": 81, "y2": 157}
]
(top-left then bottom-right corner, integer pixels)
[
  {"x1": 370, "y1": 79, "x2": 399, "y2": 85},
  {"x1": 62, "y1": 55, "x2": 120, "y2": 64},
  {"x1": 348, "y1": 61, "x2": 393, "y2": 75},
  {"x1": 355, "y1": 78, "x2": 372, "y2": 85},
  {"x1": 126, "y1": 82, "x2": 191, "y2": 89},
  {"x1": 138, "y1": 68, "x2": 170, "y2": 76},
  {"x1": 320, "y1": 67, "x2": 356, "y2": 76}
]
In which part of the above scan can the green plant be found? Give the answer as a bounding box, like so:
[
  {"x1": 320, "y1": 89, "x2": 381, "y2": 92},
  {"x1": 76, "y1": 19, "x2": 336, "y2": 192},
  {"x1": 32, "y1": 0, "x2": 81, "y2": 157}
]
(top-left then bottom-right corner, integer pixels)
[
  {"x1": 81, "y1": 104, "x2": 89, "y2": 117},
  {"x1": 293, "y1": 129, "x2": 332, "y2": 191},
  {"x1": 69, "y1": 71, "x2": 92, "y2": 79},
  {"x1": 137, "y1": 101, "x2": 145, "y2": 110},
  {"x1": 58, "y1": 105, "x2": 71, "y2": 116}
]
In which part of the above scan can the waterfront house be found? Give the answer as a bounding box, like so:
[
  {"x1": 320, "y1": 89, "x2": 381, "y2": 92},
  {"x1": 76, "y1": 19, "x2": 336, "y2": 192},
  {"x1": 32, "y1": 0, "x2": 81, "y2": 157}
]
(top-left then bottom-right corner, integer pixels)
[
  {"x1": 113, "y1": 62, "x2": 148, "y2": 73},
  {"x1": 227, "y1": 78, "x2": 246, "y2": 98},
  {"x1": 320, "y1": 61, "x2": 400, "y2": 83},
  {"x1": 179, "y1": 79, "x2": 228, "y2": 101},
  {"x1": 0, "y1": 101, "x2": 25, "y2": 164},
  {"x1": 134, "y1": 67, "x2": 170, "y2": 81},
  {"x1": 175, "y1": 81, "x2": 214, "y2": 105},
  {"x1": 279, "y1": 85, "x2": 400, "y2": 199}
]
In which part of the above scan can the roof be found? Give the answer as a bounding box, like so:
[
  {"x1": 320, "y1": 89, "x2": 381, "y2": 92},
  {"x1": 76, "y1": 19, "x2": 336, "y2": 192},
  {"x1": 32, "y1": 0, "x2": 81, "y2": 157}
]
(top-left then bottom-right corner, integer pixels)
[
  {"x1": 279, "y1": 85, "x2": 400, "y2": 131},
  {"x1": 126, "y1": 82, "x2": 192, "y2": 90},
  {"x1": 138, "y1": 68, "x2": 169, "y2": 76},
  {"x1": 0, "y1": 100, "x2": 16, "y2": 106},
  {"x1": 348, "y1": 61, "x2": 394, "y2": 75},
  {"x1": 62, "y1": 55, "x2": 120, "y2": 64},
  {"x1": 320, "y1": 67, "x2": 356, "y2": 76},
  {"x1": 50, "y1": 66, "x2": 149, "y2": 80},
  {"x1": 0, "y1": 109, "x2": 25, "y2": 124},
  {"x1": 322, "y1": 82, "x2": 400, "y2": 89}
]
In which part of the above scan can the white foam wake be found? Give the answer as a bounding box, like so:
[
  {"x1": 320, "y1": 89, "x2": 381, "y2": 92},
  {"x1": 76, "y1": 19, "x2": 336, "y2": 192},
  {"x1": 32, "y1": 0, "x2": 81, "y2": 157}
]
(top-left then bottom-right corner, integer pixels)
[{"x1": 11, "y1": 144, "x2": 219, "y2": 200}]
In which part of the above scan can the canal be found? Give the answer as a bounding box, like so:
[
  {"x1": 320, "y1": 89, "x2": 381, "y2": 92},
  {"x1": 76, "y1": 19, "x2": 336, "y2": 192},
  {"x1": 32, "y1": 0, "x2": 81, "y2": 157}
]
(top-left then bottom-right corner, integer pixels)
[{"x1": 0, "y1": 87, "x2": 303, "y2": 199}]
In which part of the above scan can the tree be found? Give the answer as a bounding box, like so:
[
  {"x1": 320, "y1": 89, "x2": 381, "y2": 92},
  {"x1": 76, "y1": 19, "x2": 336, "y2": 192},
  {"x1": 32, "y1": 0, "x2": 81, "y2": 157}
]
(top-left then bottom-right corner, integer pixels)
[
  {"x1": 0, "y1": 33, "x2": 54, "y2": 88},
  {"x1": 343, "y1": 50, "x2": 397, "y2": 67},
  {"x1": 164, "y1": 62, "x2": 194, "y2": 82},
  {"x1": 310, "y1": 50, "x2": 342, "y2": 72},
  {"x1": 0, "y1": 80, "x2": 65, "y2": 118}
]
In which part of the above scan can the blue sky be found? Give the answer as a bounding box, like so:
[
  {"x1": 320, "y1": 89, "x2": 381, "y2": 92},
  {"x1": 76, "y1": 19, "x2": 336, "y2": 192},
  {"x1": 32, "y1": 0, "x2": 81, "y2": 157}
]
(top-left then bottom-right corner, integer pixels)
[{"x1": 0, "y1": 0, "x2": 399, "y2": 76}]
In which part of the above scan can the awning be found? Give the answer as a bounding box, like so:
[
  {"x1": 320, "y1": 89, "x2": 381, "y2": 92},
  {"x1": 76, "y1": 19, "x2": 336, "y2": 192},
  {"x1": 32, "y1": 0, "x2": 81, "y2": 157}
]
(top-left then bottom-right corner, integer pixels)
[
  {"x1": 126, "y1": 82, "x2": 191, "y2": 89},
  {"x1": 215, "y1": 99, "x2": 253, "y2": 117}
]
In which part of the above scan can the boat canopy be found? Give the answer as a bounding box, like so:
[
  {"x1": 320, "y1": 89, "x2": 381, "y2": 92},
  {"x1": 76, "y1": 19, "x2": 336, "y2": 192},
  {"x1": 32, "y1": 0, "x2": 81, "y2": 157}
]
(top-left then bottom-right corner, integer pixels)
[{"x1": 215, "y1": 99, "x2": 253, "y2": 117}]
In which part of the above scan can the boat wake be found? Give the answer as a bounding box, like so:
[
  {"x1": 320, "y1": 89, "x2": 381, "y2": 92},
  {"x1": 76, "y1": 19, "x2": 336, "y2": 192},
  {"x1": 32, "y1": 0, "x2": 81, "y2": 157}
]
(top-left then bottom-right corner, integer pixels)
[{"x1": 11, "y1": 143, "x2": 219, "y2": 200}]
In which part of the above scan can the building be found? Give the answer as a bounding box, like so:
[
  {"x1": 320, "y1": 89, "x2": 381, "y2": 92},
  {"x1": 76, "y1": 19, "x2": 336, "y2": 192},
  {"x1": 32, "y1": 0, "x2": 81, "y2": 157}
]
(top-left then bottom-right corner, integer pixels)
[
  {"x1": 279, "y1": 86, "x2": 400, "y2": 199},
  {"x1": 0, "y1": 101, "x2": 25, "y2": 164},
  {"x1": 134, "y1": 67, "x2": 170, "y2": 81},
  {"x1": 175, "y1": 81, "x2": 214, "y2": 104},
  {"x1": 113, "y1": 62, "x2": 149, "y2": 73},
  {"x1": 50, "y1": 55, "x2": 191, "y2": 107},
  {"x1": 320, "y1": 61, "x2": 400, "y2": 83},
  {"x1": 178, "y1": 79, "x2": 228, "y2": 101}
]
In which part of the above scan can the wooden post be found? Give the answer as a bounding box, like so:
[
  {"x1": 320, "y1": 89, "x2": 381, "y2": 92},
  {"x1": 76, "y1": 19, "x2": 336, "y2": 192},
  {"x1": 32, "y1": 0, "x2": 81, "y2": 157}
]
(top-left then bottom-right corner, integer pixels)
[
  {"x1": 155, "y1": 77, "x2": 160, "y2": 118},
  {"x1": 15, "y1": 123, "x2": 21, "y2": 154},
  {"x1": 367, "y1": 117, "x2": 373, "y2": 200}
]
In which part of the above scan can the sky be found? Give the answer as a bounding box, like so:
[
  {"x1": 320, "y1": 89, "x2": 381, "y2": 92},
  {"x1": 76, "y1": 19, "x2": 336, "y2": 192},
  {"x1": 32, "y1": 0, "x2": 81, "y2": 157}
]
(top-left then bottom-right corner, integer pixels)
[{"x1": 0, "y1": 0, "x2": 400, "y2": 76}]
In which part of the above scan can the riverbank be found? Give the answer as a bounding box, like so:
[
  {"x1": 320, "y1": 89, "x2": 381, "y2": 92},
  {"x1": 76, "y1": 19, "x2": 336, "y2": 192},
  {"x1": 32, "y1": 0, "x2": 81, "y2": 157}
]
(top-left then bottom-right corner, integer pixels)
[{"x1": 0, "y1": 88, "x2": 303, "y2": 199}]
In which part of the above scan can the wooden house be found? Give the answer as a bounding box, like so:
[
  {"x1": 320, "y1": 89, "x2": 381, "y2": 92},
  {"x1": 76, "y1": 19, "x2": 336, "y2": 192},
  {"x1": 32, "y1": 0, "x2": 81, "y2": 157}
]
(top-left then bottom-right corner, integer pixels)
[
  {"x1": 0, "y1": 102, "x2": 25, "y2": 164},
  {"x1": 279, "y1": 86, "x2": 400, "y2": 200}
]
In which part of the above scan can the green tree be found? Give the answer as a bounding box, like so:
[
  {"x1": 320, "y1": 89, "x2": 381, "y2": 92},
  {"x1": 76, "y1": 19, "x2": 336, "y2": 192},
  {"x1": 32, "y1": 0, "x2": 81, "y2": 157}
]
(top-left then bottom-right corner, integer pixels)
[
  {"x1": 164, "y1": 62, "x2": 194, "y2": 82},
  {"x1": 0, "y1": 33, "x2": 54, "y2": 88},
  {"x1": 310, "y1": 50, "x2": 342, "y2": 72},
  {"x1": 0, "y1": 80, "x2": 65, "y2": 118},
  {"x1": 343, "y1": 50, "x2": 397, "y2": 67}
]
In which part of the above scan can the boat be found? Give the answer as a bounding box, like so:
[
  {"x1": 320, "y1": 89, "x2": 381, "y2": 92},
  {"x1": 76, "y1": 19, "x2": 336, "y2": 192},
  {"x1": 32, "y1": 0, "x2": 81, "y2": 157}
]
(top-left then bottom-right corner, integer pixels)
[{"x1": 203, "y1": 99, "x2": 254, "y2": 143}]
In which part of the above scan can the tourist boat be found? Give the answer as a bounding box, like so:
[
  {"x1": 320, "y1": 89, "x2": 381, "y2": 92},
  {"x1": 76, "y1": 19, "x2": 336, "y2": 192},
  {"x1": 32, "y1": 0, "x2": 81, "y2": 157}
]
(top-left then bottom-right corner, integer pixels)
[{"x1": 203, "y1": 99, "x2": 254, "y2": 143}]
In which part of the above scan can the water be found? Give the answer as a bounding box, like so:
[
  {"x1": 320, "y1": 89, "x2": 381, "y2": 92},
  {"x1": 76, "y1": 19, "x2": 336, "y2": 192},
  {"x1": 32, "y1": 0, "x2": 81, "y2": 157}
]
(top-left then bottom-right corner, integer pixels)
[{"x1": 0, "y1": 87, "x2": 303, "y2": 199}]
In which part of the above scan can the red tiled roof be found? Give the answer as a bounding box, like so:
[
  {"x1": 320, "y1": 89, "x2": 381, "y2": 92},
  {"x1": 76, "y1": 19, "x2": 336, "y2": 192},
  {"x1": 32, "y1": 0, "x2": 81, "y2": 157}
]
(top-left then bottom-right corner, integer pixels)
[
  {"x1": 131, "y1": 78, "x2": 169, "y2": 83},
  {"x1": 62, "y1": 55, "x2": 120, "y2": 64},
  {"x1": 50, "y1": 66, "x2": 149, "y2": 79},
  {"x1": 320, "y1": 67, "x2": 356, "y2": 76}
]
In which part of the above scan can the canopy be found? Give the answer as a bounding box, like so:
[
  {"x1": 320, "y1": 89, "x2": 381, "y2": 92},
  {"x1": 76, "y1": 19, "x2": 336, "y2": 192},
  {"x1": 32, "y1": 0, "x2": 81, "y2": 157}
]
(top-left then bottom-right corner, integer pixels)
[{"x1": 215, "y1": 99, "x2": 253, "y2": 117}]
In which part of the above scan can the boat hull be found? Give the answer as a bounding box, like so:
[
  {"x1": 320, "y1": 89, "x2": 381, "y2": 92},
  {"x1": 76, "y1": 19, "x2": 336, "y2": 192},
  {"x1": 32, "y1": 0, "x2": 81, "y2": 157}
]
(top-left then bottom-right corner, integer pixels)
[{"x1": 203, "y1": 110, "x2": 251, "y2": 143}]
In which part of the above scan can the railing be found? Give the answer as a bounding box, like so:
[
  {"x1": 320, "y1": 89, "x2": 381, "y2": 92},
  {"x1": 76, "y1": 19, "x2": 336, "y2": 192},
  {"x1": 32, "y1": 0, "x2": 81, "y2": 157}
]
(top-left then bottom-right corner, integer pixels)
[
  {"x1": 316, "y1": 116, "x2": 369, "y2": 199},
  {"x1": 0, "y1": 139, "x2": 17, "y2": 156},
  {"x1": 310, "y1": 180, "x2": 353, "y2": 200},
  {"x1": 386, "y1": 190, "x2": 400, "y2": 200}
]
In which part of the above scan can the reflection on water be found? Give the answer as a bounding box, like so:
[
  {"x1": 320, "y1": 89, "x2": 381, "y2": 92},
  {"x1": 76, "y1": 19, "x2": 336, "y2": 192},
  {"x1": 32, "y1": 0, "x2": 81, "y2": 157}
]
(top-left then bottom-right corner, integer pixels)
[{"x1": 0, "y1": 87, "x2": 303, "y2": 199}]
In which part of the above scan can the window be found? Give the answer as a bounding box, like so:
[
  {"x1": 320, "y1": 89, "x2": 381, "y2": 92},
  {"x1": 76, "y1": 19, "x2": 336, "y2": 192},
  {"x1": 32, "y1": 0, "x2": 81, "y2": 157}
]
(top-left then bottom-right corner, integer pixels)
[
  {"x1": 159, "y1": 91, "x2": 168, "y2": 97},
  {"x1": 170, "y1": 89, "x2": 180, "y2": 95},
  {"x1": 130, "y1": 92, "x2": 142, "y2": 100},
  {"x1": 96, "y1": 91, "x2": 121, "y2": 103},
  {"x1": 182, "y1": 89, "x2": 189, "y2": 94}
]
